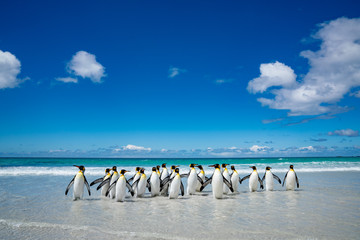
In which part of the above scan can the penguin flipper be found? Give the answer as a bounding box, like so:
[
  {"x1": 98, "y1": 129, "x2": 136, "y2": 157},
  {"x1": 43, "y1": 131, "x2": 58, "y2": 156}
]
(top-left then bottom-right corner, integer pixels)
[
  {"x1": 180, "y1": 181, "x2": 185, "y2": 196},
  {"x1": 97, "y1": 177, "x2": 111, "y2": 190},
  {"x1": 240, "y1": 175, "x2": 250, "y2": 184},
  {"x1": 160, "y1": 176, "x2": 170, "y2": 189},
  {"x1": 180, "y1": 173, "x2": 189, "y2": 178},
  {"x1": 147, "y1": 178, "x2": 151, "y2": 192},
  {"x1": 295, "y1": 172, "x2": 299, "y2": 188},
  {"x1": 84, "y1": 175, "x2": 91, "y2": 196},
  {"x1": 261, "y1": 174, "x2": 265, "y2": 183},
  {"x1": 223, "y1": 176, "x2": 234, "y2": 192},
  {"x1": 258, "y1": 176, "x2": 264, "y2": 189},
  {"x1": 105, "y1": 180, "x2": 117, "y2": 197},
  {"x1": 282, "y1": 172, "x2": 288, "y2": 187},
  {"x1": 197, "y1": 175, "x2": 204, "y2": 185},
  {"x1": 273, "y1": 174, "x2": 281, "y2": 184},
  {"x1": 90, "y1": 177, "x2": 104, "y2": 186},
  {"x1": 205, "y1": 176, "x2": 210, "y2": 181},
  {"x1": 126, "y1": 180, "x2": 135, "y2": 196},
  {"x1": 128, "y1": 174, "x2": 135, "y2": 183},
  {"x1": 199, "y1": 176, "x2": 212, "y2": 192},
  {"x1": 132, "y1": 178, "x2": 140, "y2": 191},
  {"x1": 65, "y1": 175, "x2": 75, "y2": 195}
]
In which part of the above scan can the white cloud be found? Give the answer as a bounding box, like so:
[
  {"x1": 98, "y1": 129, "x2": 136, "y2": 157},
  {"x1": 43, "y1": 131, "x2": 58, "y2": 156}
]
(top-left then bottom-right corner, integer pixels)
[
  {"x1": 0, "y1": 50, "x2": 22, "y2": 89},
  {"x1": 215, "y1": 79, "x2": 233, "y2": 85},
  {"x1": 67, "y1": 51, "x2": 105, "y2": 83},
  {"x1": 249, "y1": 145, "x2": 270, "y2": 152},
  {"x1": 247, "y1": 61, "x2": 296, "y2": 93},
  {"x1": 168, "y1": 66, "x2": 186, "y2": 78},
  {"x1": 55, "y1": 77, "x2": 78, "y2": 83},
  {"x1": 248, "y1": 17, "x2": 360, "y2": 116},
  {"x1": 123, "y1": 144, "x2": 151, "y2": 151},
  {"x1": 299, "y1": 146, "x2": 315, "y2": 152},
  {"x1": 328, "y1": 129, "x2": 359, "y2": 137}
]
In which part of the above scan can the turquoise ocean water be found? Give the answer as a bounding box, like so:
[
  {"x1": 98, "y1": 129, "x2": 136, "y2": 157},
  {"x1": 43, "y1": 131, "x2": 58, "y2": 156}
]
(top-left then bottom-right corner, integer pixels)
[{"x1": 0, "y1": 156, "x2": 359, "y2": 176}]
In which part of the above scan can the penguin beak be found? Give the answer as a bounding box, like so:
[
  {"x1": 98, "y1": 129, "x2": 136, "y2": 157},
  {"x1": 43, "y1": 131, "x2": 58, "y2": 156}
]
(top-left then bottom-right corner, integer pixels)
[
  {"x1": 209, "y1": 165, "x2": 215, "y2": 167},
  {"x1": 73, "y1": 165, "x2": 80, "y2": 169}
]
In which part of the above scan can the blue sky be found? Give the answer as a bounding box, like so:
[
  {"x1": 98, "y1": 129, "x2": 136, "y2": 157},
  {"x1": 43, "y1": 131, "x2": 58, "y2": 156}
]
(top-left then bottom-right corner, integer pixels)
[{"x1": 1, "y1": 0, "x2": 360, "y2": 157}]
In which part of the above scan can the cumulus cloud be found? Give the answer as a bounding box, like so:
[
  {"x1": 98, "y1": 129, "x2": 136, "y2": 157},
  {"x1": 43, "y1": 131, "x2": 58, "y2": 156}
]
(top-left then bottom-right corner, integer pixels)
[
  {"x1": 328, "y1": 129, "x2": 359, "y2": 137},
  {"x1": 122, "y1": 144, "x2": 152, "y2": 151},
  {"x1": 249, "y1": 145, "x2": 270, "y2": 152},
  {"x1": 247, "y1": 61, "x2": 296, "y2": 93},
  {"x1": 168, "y1": 66, "x2": 186, "y2": 78},
  {"x1": 248, "y1": 17, "x2": 360, "y2": 117},
  {"x1": 0, "y1": 50, "x2": 22, "y2": 89},
  {"x1": 67, "y1": 51, "x2": 105, "y2": 83},
  {"x1": 55, "y1": 77, "x2": 78, "y2": 83}
]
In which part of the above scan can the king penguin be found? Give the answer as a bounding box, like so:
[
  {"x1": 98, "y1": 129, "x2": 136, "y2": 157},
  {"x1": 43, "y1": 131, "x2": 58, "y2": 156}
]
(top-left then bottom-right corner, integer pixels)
[
  {"x1": 148, "y1": 167, "x2": 161, "y2": 197},
  {"x1": 185, "y1": 163, "x2": 203, "y2": 195},
  {"x1": 90, "y1": 168, "x2": 111, "y2": 196},
  {"x1": 196, "y1": 165, "x2": 206, "y2": 192},
  {"x1": 160, "y1": 163, "x2": 169, "y2": 195},
  {"x1": 261, "y1": 166, "x2": 281, "y2": 191},
  {"x1": 230, "y1": 165, "x2": 241, "y2": 193},
  {"x1": 222, "y1": 164, "x2": 231, "y2": 194},
  {"x1": 240, "y1": 166, "x2": 264, "y2": 192},
  {"x1": 132, "y1": 168, "x2": 147, "y2": 197},
  {"x1": 108, "y1": 166, "x2": 119, "y2": 198},
  {"x1": 283, "y1": 165, "x2": 299, "y2": 190},
  {"x1": 156, "y1": 165, "x2": 161, "y2": 176},
  {"x1": 161, "y1": 168, "x2": 184, "y2": 199},
  {"x1": 65, "y1": 165, "x2": 91, "y2": 200},
  {"x1": 106, "y1": 169, "x2": 134, "y2": 202},
  {"x1": 200, "y1": 164, "x2": 234, "y2": 199}
]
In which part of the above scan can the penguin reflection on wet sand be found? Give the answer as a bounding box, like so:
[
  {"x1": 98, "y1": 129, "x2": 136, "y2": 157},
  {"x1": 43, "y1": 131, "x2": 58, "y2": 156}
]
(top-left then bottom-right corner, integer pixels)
[
  {"x1": 65, "y1": 165, "x2": 91, "y2": 200},
  {"x1": 90, "y1": 168, "x2": 111, "y2": 196},
  {"x1": 261, "y1": 166, "x2": 281, "y2": 191},
  {"x1": 240, "y1": 166, "x2": 264, "y2": 192},
  {"x1": 283, "y1": 165, "x2": 299, "y2": 190},
  {"x1": 200, "y1": 164, "x2": 234, "y2": 199}
]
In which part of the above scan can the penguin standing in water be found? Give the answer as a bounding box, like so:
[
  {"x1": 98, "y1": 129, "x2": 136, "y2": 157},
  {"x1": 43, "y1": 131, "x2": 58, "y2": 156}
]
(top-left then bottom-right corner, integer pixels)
[
  {"x1": 200, "y1": 164, "x2": 234, "y2": 199},
  {"x1": 161, "y1": 168, "x2": 184, "y2": 199},
  {"x1": 183, "y1": 164, "x2": 203, "y2": 195},
  {"x1": 230, "y1": 166, "x2": 241, "y2": 193},
  {"x1": 90, "y1": 168, "x2": 111, "y2": 196},
  {"x1": 240, "y1": 166, "x2": 264, "y2": 192},
  {"x1": 222, "y1": 164, "x2": 231, "y2": 194},
  {"x1": 106, "y1": 169, "x2": 134, "y2": 202},
  {"x1": 283, "y1": 165, "x2": 299, "y2": 190},
  {"x1": 261, "y1": 166, "x2": 281, "y2": 191},
  {"x1": 65, "y1": 165, "x2": 91, "y2": 200},
  {"x1": 97, "y1": 166, "x2": 119, "y2": 198},
  {"x1": 160, "y1": 163, "x2": 169, "y2": 195},
  {"x1": 132, "y1": 168, "x2": 147, "y2": 197},
  {"x1": 148, "y1": 167, "x2": 161, "y2": 197},
  {"x1": 196, "y1": 165, "x2": 206, "y2": 192}
]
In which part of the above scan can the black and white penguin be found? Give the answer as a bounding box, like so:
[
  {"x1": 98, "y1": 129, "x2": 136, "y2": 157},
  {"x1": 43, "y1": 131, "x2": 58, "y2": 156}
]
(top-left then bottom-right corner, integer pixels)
[
  {"x1": 283, "y1": 165, "x2": 299, "y2": 190},
  {"x1": 240, "y1": 166, "x2": 264, "y2": 192},
  {"x1": 261, "y1": 166, "x2": 281, "y2": 191},
  {"x1": 65, "y1": 165, "x2": 91, "y2": 200}
]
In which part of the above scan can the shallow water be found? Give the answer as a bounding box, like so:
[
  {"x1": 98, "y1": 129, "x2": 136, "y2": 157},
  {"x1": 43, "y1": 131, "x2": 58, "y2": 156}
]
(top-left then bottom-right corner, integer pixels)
[{"x1": 0, "y1": 171, "x2": 359, "y2": 239}]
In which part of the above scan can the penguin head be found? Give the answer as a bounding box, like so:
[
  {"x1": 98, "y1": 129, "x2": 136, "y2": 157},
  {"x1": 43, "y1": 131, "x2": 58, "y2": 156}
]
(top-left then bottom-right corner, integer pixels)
[
  {"x1": 197, "y1": 165, "x2": 203, "y2": 170},
  {"x1": 120, "y1": 169, "x2": 128, "y2": 175},
  {"x1": 156, "y1": 165, "x2": 160, "y2": 171},
  {"x1": 171, "y1": 165, "x2": 179, "y2": 170},
  {"x1": 266, "y1": 166, "x2": 271, "y2": 170},
  {"x1": 162, "y1": 163, "x2": 167, "y2": 168},
  {"x1": 74, "y1": 165, "x2": 85, "y2": 172},
  {"x1": 189, "y1": 163, "x2": 197, "y2": 168},
  {"x1": 289, "y1": 165, "x2": 294, "y2": 169},
  {"x1": 221, "y1": 163, "x2": 229, "y2": 168},
  {"x1": 140, "y1": 168, "x2": 145, "y2": 173},
  {"x1": 174, "y1": 168, "x2": 180, "y2": 173},
  {"x1": 152, "y1": 167, "x2": 157, "y2": 172},
  {"x1": 250, "y1": 166, "x2": 257, "y2": 171},
  {"x1": 231, "y1": 165, "x2": 235, "y2": 171},
  {"x1": 112, "y1": 166, "x2": 117, "y2": 172},
  {"x1": 105, "y1": 168, "x2": 110, "y2": 173},
  {"x1": 209, "y1": 164, "x2": 220, "y2": 169},
  {"x1": 135, "y1": 167, "x2": 141, "y2": 172}
]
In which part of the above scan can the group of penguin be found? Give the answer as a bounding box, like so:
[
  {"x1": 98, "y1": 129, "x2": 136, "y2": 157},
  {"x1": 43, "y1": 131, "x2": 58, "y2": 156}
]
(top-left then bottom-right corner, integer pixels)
[{"x1": 65, "y1": 163, "x2": 299, "y2": 201}]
